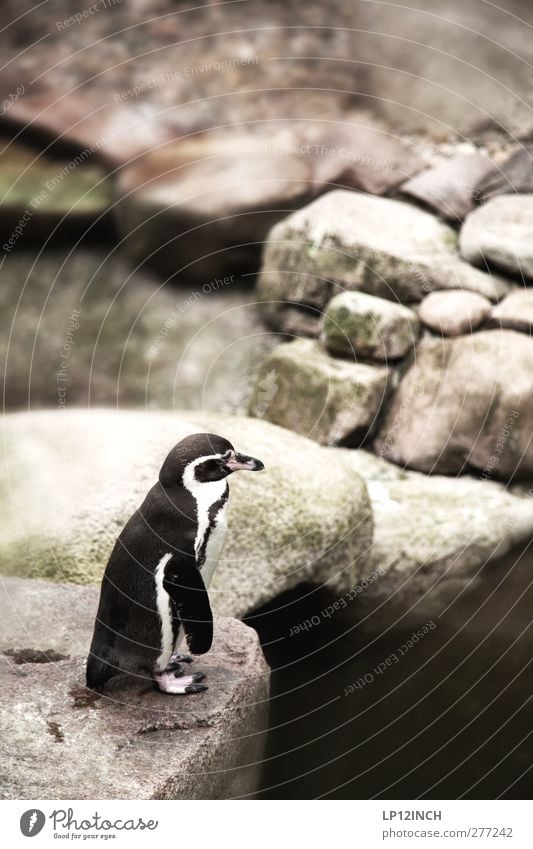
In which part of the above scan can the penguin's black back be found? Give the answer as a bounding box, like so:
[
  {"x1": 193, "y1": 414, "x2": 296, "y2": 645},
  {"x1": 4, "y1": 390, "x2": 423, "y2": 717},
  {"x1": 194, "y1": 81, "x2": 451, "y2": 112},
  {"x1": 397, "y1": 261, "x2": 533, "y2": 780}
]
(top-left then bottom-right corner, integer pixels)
[{"x1": 86, "y1": 481, "x2": 197, "y2": 690}]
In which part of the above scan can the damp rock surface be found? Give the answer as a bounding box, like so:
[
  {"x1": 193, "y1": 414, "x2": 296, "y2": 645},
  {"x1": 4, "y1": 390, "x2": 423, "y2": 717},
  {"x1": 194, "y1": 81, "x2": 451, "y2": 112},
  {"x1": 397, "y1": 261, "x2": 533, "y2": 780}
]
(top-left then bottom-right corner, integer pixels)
[
  {"x1": 374, "y1": 330, "x2": 533, "y2": 479},
  {"x1": 0, "y1": 577, "x2": 269, "y2": 800}
]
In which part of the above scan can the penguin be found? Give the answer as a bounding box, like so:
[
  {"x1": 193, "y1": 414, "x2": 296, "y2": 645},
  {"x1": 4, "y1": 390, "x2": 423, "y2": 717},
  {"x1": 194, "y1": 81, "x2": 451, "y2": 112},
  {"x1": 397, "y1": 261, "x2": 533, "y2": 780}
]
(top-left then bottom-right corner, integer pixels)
[{"x1": 86, "y1": 433, "x2": 264, "y2": 695}]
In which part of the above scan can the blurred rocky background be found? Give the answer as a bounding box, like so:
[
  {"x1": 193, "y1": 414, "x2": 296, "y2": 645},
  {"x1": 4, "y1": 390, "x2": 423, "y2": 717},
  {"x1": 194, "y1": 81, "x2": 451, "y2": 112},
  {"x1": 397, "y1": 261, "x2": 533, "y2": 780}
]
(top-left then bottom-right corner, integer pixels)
[{"x1": 2, "y1": 0, "x2": 533, "y2": 800}]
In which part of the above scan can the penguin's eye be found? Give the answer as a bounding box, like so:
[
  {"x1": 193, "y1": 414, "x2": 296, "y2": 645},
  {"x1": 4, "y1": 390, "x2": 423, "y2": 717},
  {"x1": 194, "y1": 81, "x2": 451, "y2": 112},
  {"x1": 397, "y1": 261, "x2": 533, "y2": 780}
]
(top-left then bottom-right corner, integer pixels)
[
  {"x1": 195, "y1": 457, "x2": 224, "y2": 480},
  {"x1": 193, "y1": 454, "x2": 230, "y2": 482}
]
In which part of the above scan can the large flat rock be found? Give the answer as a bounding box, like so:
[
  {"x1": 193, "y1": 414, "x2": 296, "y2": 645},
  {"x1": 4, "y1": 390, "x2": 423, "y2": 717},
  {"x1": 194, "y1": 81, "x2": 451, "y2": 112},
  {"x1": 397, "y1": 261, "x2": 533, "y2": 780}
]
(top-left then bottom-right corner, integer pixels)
[
  {"x1": 0, "y1": 577, "x2": 269, "y2": 800},
  {"x1": 115, "y1": 134, "x2": 312, "y2": 282},
  {"x1": 460, "y1": 195, "x2": 533, "y2": 280},
  {"x1": 349, "y1": 449, "x2": 533, "y2": 577},
  {"x1": 1, "y1": 90, "x2": 177, "y2": 168},
  {"x1": 0, "y1": 249, "x2": 275, "y2": 413},
  {"x1": 341, "y1": 450, "x2": 533, "y2": 632},
  {"x1": 0, "y1": 410, "x2": 372, "y2": 614},
  {"x1": 400, "y1": 153, "x2": 498, "y2": 221},
  {"x1": 375, "y1": 330, "x2": 533, "y2": 480},
  {"x1": 256, "y1": 190, "x2": 510, "y2": 332}
]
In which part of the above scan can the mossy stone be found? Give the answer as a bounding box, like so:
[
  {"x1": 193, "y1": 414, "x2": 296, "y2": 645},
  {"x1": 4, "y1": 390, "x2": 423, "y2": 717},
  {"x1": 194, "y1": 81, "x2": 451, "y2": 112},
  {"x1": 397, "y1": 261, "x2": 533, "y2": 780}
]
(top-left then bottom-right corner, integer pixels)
[
  {"x1": 323, "y1": 291, "x2": 419, "y2": 361},
  {"x1": 249, "y1": 338, "x2": 393, "y2": 445},
  {"x1": 0, "y1": 410, "x2": 373, "y2": 616}
]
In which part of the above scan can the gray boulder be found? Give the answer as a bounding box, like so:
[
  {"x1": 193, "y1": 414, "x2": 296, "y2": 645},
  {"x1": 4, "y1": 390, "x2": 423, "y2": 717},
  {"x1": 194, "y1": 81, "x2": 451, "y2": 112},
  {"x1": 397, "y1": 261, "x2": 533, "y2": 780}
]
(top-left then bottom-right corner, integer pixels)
[
  {"x1": 475, "y1": 144, "x2": 533, "y2": 200},
  {"x1": 460, "y1": 195, "x2": 533, "y2": 280},
  {"x1": 0, "y1": 410, "x2": 372, "y2": 613},
  {"x1": 349, "y1": 450, "x2": 533, "y2": 576},
  {"x1": 344, "y1": 450, "x2": 533, "y2": 632},
  {"x1": 375, "y1": 330, "x2": 533, "y2": 480},
  {"x1": 322, "y1": 290, "x2": 419, "y2": 361},
  {"x1": 0, "y1": 577, "x2": 268, "y2": 800},
  {"x1": 257, "y1": 190, "x2": 510, "y2": 331},
  {"x1": 248, "y1": 338, "x2": 393, "y2": 446},
  {"x1": 418, "y1": 289, "x2": 492, "y2": 336}
]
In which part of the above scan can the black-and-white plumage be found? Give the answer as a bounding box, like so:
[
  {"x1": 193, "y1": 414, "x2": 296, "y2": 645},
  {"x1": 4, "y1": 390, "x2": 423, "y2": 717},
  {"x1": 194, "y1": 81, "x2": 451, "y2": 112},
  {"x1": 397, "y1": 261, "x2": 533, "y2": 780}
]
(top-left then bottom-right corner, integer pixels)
[{"x1": 86, "y1": 433, "x2": 264, "y2": 695}]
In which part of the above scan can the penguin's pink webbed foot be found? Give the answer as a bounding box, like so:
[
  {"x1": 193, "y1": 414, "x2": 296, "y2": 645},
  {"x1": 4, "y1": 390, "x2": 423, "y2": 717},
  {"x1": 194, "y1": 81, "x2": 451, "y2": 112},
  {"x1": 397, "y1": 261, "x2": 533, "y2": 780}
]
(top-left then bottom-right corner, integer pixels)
[
  {"x1": 154, "y1": 669, "x2": 207, "y2": 695},
  {"x1": 164, "y1": 653, "x2": 196, "y2": 678}
]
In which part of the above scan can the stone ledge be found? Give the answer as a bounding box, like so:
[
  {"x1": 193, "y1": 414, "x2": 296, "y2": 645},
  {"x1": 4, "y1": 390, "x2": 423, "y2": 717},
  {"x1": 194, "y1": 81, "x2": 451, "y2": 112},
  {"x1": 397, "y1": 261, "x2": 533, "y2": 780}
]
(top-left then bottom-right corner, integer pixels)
[{"x1": 0, "y1": 578, "x2": 270, "y2": 800}]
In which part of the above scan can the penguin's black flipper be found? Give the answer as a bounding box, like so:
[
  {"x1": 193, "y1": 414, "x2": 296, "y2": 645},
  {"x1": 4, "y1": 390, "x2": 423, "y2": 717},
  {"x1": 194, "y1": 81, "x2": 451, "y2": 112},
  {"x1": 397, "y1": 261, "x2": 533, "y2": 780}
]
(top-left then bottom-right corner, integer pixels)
[{"x1": 163, "y1": 552, "x2": 213, "y2": 655}]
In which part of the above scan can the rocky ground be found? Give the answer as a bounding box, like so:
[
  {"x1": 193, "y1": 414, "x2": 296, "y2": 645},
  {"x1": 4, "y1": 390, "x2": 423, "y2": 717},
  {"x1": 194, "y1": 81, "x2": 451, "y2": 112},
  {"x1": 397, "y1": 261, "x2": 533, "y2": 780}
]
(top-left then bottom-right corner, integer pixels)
[{"x1": 3, "y1": 0, "x2": 533, "y2": 141}]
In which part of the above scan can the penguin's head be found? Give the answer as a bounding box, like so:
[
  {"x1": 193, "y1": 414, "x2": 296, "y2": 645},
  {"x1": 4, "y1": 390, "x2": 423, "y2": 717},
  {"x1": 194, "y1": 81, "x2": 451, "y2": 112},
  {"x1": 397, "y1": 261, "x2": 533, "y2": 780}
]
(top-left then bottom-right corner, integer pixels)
[{"x1": 159, "y1": 432, "x2": 264, "y2": 488}]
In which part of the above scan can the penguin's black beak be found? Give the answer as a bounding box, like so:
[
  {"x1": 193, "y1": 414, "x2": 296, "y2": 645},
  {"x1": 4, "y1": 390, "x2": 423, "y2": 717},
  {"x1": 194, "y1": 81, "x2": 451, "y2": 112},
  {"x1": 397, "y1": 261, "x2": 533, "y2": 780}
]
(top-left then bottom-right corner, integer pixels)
[{"x1": 225, "y1": 450, "x2": 264, "y2": 472}]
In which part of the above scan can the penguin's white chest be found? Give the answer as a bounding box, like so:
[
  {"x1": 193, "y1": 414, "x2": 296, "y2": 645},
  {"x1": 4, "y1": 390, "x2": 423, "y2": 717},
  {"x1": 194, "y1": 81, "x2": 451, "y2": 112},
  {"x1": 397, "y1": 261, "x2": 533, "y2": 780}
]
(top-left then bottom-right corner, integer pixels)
[
  {"x1": 185, "y1": 475, "x2": 229, "y2": 586},
  {"x1": 200, "y1": 501, "x2": 229, "y2": 587}
]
